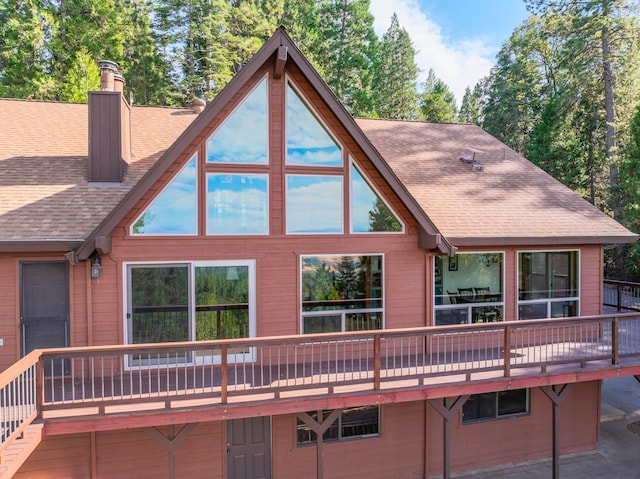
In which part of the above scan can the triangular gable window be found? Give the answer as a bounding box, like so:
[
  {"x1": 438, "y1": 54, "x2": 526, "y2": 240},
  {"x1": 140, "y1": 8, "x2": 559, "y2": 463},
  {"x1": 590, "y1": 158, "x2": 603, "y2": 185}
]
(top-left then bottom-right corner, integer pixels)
[
  {"x1": 286, "y1": 83, "x2": 342, "y2": 166},
  {"x1": 131, "y1": 155, "x2": 198, "y2": 235},
  {"x1": 351, "y1": 163, "x2": 403, "y2": 233},
  {"x1": 207, "y1": 77, "x2": 268, "y2": 164}
]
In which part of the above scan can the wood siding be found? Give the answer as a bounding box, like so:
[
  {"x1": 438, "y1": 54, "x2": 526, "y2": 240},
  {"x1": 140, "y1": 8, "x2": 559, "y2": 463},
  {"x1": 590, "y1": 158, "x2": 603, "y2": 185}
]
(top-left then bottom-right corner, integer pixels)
[
  {"x1": 17, "y1": 383, "x2": 599, "y2": 478},
  {"x1": 426, "y1": 381, "x2": 599, "y2": 476},
  {"x1": 0, "y1": 55, "x2": 613, "y2": 479}
]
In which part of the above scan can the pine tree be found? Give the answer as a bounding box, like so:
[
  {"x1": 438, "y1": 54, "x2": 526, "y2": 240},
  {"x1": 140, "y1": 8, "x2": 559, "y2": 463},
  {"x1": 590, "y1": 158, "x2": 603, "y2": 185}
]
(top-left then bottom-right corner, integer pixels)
[
  {"x1": 280, "y1": 0, "x2": 320, "y2": 63},
  {"x1": 418, "y1": 69, "x2": 457, "y2": 123},
  {"x1": 122, "y1": 0, "x2": 173, "y2": 106},
  {"x1": 311, "y1": 0, "x2": 378, "y2": 116},
  {"x1": 371, "y1": 13, "x2": 419, "y2": 120},
  {"x1": 481, "y1": 19, "x2": 546, "y2": 155},
  {"x1": 458, "y1": 83, "x2": 485, "y2": 125},
  {"x1": 525, "y1": 0, "x2": 640, "y2": 217}
]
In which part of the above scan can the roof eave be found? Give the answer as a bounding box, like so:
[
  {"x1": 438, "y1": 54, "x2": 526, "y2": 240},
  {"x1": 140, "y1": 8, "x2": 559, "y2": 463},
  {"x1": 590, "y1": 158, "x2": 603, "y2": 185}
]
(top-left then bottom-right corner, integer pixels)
[
  {"x1": 448, "y1": 234, "x2": 639, "y2": 248},
  {"x1": 0, "y1": 239, "x2": 84, "y2": 253}
]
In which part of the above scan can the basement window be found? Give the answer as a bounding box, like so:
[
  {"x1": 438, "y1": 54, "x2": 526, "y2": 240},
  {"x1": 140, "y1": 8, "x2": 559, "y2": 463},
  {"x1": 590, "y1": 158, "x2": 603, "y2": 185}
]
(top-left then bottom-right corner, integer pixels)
[
  {"x1": 296, "y1": 406, "x2": 380, "y2": 445},
  {"x1": 462, "y1": 389, "x2": 529, "y2": 424}
]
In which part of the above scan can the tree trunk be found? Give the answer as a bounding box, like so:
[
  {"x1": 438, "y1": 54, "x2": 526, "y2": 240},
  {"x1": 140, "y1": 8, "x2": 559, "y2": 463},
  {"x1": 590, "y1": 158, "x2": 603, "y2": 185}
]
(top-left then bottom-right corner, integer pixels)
[{"x1": 601, "y1": 0, "x2": 620, "y2": 218}]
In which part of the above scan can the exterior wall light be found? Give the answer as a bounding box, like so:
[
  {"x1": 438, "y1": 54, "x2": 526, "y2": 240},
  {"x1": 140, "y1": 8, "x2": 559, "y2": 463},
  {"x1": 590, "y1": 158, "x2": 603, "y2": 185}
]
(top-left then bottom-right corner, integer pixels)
[{"x1": 91, "y1": 255, "x2": 102, "y2": 278}]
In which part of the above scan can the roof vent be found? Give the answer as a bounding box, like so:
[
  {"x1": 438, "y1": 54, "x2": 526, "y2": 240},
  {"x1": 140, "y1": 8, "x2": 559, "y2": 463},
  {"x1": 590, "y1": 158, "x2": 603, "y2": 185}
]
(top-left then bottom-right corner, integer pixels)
[
  {"x1": 460, "y1": 148, "x2": 484, "y2": 171},
  {"x1": 460, "y1": 156, "x2": 484, "y2": 171}
]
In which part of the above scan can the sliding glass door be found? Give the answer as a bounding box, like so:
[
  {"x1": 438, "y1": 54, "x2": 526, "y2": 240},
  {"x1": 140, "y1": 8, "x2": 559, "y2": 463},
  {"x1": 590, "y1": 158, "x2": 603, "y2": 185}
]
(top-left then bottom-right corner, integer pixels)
[{"x1": 126, "y1": 261, "x2": 255, "y2": 365}]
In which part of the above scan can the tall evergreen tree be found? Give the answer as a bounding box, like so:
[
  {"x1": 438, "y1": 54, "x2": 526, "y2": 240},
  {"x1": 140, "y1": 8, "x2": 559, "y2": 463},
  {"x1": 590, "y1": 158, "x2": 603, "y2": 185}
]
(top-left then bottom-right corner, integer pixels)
[
  {"x1": 122, "y1": 0, "x2": 172, "y2": 105},
  {"x1": 280, "y1": 0, "x2": 320, "y2": 63},
  {"x1": 525, "y1": 0, "x2": 640, "y2": 217},
  {"x1": 458, "y1": 83, "x2": 486, "y2": 125},
  {"x1": 371, "y1": 13, "x2": 419, "y2": 120},
  {"x1": 481, "y1": 19, "x2": 546, "y2": 155},
  {"x1": 311, "y1": 0, "x2": 377, "y2": 116},
  {"x1": 418, "y1": 69, "x2": 457, "y2": 123}
]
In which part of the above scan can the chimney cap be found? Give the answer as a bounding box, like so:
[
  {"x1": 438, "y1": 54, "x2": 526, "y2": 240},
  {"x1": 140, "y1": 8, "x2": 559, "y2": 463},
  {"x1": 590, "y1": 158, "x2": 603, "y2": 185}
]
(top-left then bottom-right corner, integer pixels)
[{"x1": 98, "y1": 60, "x2": 120, "y2": 74}]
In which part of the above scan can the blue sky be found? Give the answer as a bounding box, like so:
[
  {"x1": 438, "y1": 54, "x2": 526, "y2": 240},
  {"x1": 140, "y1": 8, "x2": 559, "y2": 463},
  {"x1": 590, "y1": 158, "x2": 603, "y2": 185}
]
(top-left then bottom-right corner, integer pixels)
[{"x1": 369, "y1": 0, "x2": 531, "y2": 105}]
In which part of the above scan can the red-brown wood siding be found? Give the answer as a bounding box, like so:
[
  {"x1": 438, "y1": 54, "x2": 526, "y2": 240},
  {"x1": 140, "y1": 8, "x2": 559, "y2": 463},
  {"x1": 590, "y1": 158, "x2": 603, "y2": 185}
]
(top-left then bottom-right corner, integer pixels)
[
  {"x1": 13, "y1": 433, "x2": 91, "y2": 479},
  {"x1": 425, "y1": 381, "x2": 599, "y2": 476},
  {"x1": 17, "y1": 383, "x2": 599, "y2": 478}
]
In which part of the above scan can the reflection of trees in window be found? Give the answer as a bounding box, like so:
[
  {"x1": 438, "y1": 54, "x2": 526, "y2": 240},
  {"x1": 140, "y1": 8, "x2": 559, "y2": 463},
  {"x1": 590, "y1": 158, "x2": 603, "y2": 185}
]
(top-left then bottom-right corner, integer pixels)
[
  {"x1": 302, "y1": 256, "x2": 382, "y2": 310},
  {"x1": 351, "y1": 164, "x2": 402, "y2": 233},
  {"x1": 130, "y1": 266, "x2": 190, "y2": 343},
  {"x1": 368, "y1": 197, "x2": 402, "y2": 232},
  {"x1": 195, "y1": 266, "x2": 249, "y2": 341},
  {"x1": 336, "y1": 256, "x2": 359, "y2": 300}
]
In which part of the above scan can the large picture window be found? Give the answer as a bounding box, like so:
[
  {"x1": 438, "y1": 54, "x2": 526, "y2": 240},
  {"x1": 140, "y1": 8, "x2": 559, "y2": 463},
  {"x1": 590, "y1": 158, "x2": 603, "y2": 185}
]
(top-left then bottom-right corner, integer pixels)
[
  {"x1": 351, "y1": 164, "x2": 403, "y2": 233},
  {"x1": 286, "y1": 82, "x2": 342, "y2": 166},
  {"x1": 286, "y1": 175, "x2": 343, "y2": 234},
  {"x1": 301, "y1": 255, "x2": 383, "y2": 333},
  {"x1": 206, "y1": 173, "x2": 268, "y2": 235},
  {"x1": 131, "y1": 155, "x2": 198, "y2": 235},
  {"x1": 297, "y1": 406, "x2": 380, "y2": 445},
  {"x1": 463, "y1": 389, "x2": 529, "y2": 424},
  {"x1": 434, "y1": 253, "x2": 504, "y2": 325},
  {"x1": 206, "y1": 77, "x2": 268, "y2": 164},
  {"x1": 126, "y1": 261, "x2": 256, "y2": 365},
  {"x1": 518, "y1": 251, "x2": 579, "y2": 319}
]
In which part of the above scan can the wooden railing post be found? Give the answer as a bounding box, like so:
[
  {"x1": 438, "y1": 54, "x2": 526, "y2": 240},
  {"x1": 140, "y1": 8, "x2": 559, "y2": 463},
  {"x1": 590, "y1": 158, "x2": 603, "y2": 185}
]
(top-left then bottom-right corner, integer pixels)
[
  {"x1": 617, "y1": 283, "x2": 622, "y2": 311},
  {"x1": 612, "y1": 317, "x2": 619, "y2": 365},
  {"x1": 221, "y1": 344, "x2": 228, "y2": 404},
  {"x1": 35, "y1": 357, "x2": 44, "y2": 418},
  {"x1": 373, "y1": 334, "x2": 381, "y2": 390},
  {"x1": 503, "y1": 325, "x2": 511, "y2": 377}
]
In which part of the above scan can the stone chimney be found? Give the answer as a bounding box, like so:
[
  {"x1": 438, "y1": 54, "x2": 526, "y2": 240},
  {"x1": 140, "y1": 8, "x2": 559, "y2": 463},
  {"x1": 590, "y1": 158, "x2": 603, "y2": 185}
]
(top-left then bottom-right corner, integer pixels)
[{"x1": 88, "y1": 60, "x2": 131, "y2": 182}]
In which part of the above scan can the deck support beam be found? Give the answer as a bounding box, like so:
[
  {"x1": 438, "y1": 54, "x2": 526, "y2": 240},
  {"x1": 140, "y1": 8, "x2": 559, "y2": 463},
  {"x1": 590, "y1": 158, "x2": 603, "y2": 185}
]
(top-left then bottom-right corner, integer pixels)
[
  {"x1": 540, "y1": 384, "x2": 573, "y2": 479},
  {"x1": 146, "y1": 423, "x2": 198, "y2": 479},
  {"x1": 297, "y1": 409, "x2": 342, "y2": 479},
  {"x1": 428, "y1": 395, "x2": 469, "y2": 479}
]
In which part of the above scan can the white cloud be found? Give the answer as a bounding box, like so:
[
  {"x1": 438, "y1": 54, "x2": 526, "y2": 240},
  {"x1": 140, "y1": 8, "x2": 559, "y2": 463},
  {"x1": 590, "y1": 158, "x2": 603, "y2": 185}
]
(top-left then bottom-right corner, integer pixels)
[{"x1": 369, "y1": 0, "x2": 495, "y2": 106}]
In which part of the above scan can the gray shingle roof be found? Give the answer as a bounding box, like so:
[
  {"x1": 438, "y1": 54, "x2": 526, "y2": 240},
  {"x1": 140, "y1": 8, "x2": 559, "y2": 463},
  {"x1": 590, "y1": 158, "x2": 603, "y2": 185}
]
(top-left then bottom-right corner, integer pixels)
[
  {"x1": 0, "y1": 99, "x2": 196, "y2": 244},
  {"x1": 356, "y1": 118, "x2": 636, "y2": 245}
]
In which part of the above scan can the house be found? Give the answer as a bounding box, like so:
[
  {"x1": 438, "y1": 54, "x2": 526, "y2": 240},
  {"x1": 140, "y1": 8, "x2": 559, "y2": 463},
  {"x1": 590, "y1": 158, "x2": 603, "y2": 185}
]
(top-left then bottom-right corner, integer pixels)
[{"x1": 0, "y1": 27, "x2": 639, "y2": 479}]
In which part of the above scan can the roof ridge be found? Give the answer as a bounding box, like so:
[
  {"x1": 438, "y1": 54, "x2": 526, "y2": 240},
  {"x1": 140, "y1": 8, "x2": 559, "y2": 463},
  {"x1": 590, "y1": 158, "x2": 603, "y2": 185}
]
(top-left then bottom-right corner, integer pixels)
[
  {"x1": 0, "y1": 97, "x2": 190, "y2": 112},
  {"x1": 354, "y1": 116, "x2": 478, "y2": 127}
]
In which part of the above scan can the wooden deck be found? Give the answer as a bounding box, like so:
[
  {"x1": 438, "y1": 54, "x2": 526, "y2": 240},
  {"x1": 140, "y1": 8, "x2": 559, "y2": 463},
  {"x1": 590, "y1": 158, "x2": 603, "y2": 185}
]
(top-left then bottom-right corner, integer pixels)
[{"x1": 2, "y1": 312, "x2": 640, "y2": 438}]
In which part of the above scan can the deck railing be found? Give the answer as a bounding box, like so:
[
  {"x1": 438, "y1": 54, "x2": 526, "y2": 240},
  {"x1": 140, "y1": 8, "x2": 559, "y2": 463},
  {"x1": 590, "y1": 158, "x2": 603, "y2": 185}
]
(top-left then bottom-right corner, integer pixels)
[
  {"x1": 0, "y1": 351, "x2": 39, "y2": 456},
  {"x1": 604, "y1": 279, "x2": 640, "y2": 311},
  {"x1": 2, "y1": 313, "x2": 640, "y2": 451}
]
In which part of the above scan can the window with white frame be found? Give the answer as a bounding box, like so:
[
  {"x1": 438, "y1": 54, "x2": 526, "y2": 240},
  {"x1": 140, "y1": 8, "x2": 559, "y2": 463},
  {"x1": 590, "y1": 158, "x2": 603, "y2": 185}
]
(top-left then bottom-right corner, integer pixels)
[
  {"x1": 125, "y1": 261, "x2": 256, "y2": 365},
  {"x1": 434, "y1": 253, "x2": 504, "y2": 325},
  {"x1": 301, "y1": 255, "x2": 383, "y2": 333},
  {"x1": 518, "y1": 251, "x2": 579, "y2": 319}
]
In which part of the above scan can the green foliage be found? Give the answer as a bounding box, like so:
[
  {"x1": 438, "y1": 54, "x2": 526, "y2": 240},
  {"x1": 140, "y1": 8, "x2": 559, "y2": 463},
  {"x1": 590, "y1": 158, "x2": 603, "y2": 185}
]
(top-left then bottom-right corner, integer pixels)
[
  {"x1": 310, "y1": 0, "x2": 377, "y2": 116},
  {"x1": 418, "y1": 69, "x2": 457, "y2": 123},
  {"x1": 59, "y1": 48, "x2": 101, "y2": 103},
  {"x1": 481, "y1": 17, "x2": 547, "y2": 154},
  {"x1": 368, "y1": 198, "x2": 402, "y2": 232},
  {"x1": 371, "y1": 13, "x2": 419, "y2": 119}
]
